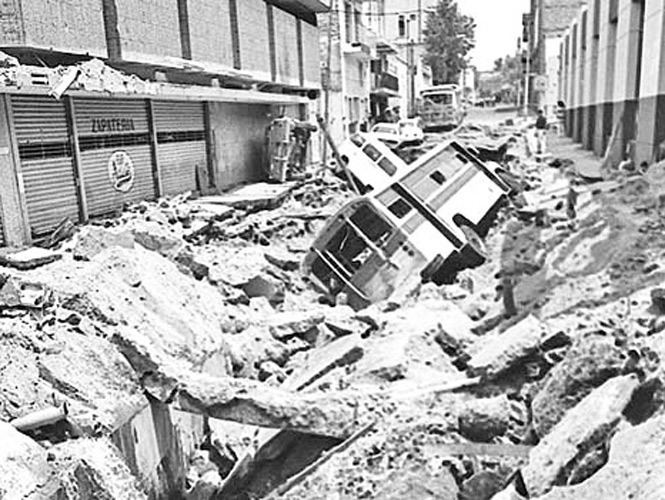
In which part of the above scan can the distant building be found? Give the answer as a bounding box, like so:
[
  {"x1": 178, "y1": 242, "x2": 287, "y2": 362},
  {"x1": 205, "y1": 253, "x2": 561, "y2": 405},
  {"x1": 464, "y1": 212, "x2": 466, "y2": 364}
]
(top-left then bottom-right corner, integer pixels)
[
  {"x1": 379, "y1": 0, "x2": 436, "y2": 114},
  {"x1": 319, "y1": 0, "x2": 435, "y2": 147},
  {"x1": 529, "y1": 0, "x2": 588, "y2": 114}
]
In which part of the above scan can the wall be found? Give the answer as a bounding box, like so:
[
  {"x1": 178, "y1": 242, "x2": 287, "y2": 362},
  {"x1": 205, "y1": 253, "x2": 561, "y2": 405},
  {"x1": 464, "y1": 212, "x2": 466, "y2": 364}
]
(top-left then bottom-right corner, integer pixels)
[
  {"x1": 208, "y1": 102, "x2": 272, "y2": 189},
  {"x1": 540, "y1": 0, "x2": 589, "y2": 36},
  {"x1": 545, "y1": 37, "x2": 562, "y2": 116},
  {"x1": 114, "y1": 0, "x2": 182, "y2": 61},
  {"x1": 302, "y1": 21, "x2": 322, "y2": 87},
  {"x1": 0, "y1": 0, "x2": 107, "y2": 56},
  {"x1": 0, "y1": 0, "x2": 321, "y2": 91},
  {"x1": 559, "y1": 0, "x2": 663, "y2": 164},
  {"x1": 635, "y1": 0, "x2": 665, "y2": 164},
  {"x1": 382, "y1": 0, "x2": 438, "y2": 43},
  {"x1": 238, "y1": 0, "x2": 272, "y2": 82},
  {"x1": 188, "y1": 0, "x2": 234, "y2": 68},
  {"x1": 274, "y1": 7, "x2": 301, "y2": 86},
  {"x1": 0, "y1": 95, "x2": 30, "y2": 246}
]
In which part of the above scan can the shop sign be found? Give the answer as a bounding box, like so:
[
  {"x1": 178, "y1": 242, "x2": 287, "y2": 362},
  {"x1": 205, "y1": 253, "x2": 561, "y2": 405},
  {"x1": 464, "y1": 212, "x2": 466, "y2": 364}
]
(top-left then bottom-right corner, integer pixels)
[
  {"x1": 108, "y1": 150, "x2": 135, "y2": 192},
  {"x1": 91, "y1": 118, "x2": 136, "y2": 134}
]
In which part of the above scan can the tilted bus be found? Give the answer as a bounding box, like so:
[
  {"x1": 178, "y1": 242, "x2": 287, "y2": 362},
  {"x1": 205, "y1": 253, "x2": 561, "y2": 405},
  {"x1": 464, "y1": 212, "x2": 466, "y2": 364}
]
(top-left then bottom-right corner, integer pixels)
[{"x1": 304, "y1": 141, "x2": 510, "y2": 310}]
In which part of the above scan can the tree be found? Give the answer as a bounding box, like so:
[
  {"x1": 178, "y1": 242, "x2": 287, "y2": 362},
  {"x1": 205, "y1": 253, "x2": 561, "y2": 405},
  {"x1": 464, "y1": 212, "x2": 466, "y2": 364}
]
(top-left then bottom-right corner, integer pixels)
[
  {"x1": 494, "y1": 58, "x2": 504, "y2": 72},
  {"x1": 423, "y1": 0, "x2": 476, "y2": 84}
]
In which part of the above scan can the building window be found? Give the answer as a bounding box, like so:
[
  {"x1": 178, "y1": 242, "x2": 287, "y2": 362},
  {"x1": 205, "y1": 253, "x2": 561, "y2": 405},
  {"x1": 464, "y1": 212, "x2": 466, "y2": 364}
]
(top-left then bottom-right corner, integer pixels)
[
  {"x1": 398, "y1": 15, "x2": 405, "y2": 37},
  {"x1": 354, "y1": 8, "x2": 361, "y2": 41},
  {"x1": 345, "y1": 2, "x2": 353, "y2": 43}
]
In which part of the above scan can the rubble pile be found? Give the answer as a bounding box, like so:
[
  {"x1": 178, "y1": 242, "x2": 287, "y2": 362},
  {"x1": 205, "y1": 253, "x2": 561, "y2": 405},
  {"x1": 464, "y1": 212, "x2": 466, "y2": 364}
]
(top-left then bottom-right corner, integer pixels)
[{"x1": 1, "y1": 124, "x2": 665, "y2": 500}]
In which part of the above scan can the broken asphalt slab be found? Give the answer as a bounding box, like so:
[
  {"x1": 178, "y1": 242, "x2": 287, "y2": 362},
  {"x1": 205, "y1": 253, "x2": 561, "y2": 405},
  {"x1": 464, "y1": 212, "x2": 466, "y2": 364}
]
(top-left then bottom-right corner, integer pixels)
[
  {"x1": 466, "y1": 314, "x2": 569, "y2": 379},
  {"x1": 199, "y1": 182, "x2": 299, "y2": 212},
  {"x1": 522, "y1": 374, "x2": 641, "y2": 497},
  {"x1": 0, "y1": 247, "x2": 61, "y2": 270},
  {"x1": 535, "y1": 414, "x2": 665, "y2": 499}
]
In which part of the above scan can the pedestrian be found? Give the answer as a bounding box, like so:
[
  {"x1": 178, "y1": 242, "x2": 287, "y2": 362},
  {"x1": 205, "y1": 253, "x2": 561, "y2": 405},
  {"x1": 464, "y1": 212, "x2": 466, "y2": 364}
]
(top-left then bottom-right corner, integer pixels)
[
  {"x1": 535, "y1": 109, "x2": 548, "y2": 155},
  {"x1": 556, "y1": 101, "x2": 566, "y2": 137}
]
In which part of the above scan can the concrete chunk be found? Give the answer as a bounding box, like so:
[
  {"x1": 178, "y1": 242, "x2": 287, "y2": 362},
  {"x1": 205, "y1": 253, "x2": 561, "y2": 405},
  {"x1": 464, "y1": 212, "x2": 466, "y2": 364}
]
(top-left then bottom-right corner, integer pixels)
[
  {"x1": 536, "y1": 415, "x2": 665, "y2": 500},
  {"x1": 531, "y1": 335, "x2": 626, "y2": 437},
  {"x1": 0, "y1": 421, "x2": 58, "y2": 498},
  {"x1": 283, "y1": 333, "x2": 364, "y2": 391},
  {"x1": 0, "y1": 247, "x2": 61, "y2": 270},
  {"x1": 268, "y1": 310, "x2": 325, "y2": 341},
  {"x1": 523, "y1": 374, "x2": 641, "y2": 497},
  {"x1": 73, "y1": 227, "x2": 134, "y2": 261},
  {"x1": 467, "y1": 315, "x2": 556, "y2": 378}
]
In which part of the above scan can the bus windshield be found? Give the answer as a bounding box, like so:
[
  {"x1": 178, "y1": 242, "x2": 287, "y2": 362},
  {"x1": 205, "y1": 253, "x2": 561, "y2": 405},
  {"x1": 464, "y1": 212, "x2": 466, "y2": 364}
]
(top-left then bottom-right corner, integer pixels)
[
  {"x1": 422, "y1": 93, "x2": 454, "y2": 105},
  {"x1": 310, "y1": 203, "x2": 393, "y2": 291}
]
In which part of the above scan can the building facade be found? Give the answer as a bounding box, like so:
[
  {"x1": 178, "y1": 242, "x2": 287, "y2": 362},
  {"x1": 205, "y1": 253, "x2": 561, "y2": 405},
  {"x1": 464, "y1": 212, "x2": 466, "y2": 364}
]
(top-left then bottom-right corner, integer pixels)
[
  {"x1": 528, "y1": 0, "x2": 588, "y2": 115},
  {"x1": 382, "y1": 0, "x2": 435, "y2": 115},
  {"x1": 559, "y1": 0, "x2": 664, "y2": 167},
  {"x1": 0, "y1": 0, "x2": 328, "y2": 247},
  {"x1": 318, "y1": 0, "x2": 437, "y2": 148}
]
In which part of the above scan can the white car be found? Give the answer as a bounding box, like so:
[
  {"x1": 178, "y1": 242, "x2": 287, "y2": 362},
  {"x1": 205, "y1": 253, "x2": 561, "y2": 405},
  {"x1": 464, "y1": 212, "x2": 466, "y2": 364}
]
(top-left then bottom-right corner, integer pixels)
[
  {"x1": 369, "y1": 123, "x2": 404, "y2": 148},
  {"x1": 398, "y1": 119, "x2": 425, "y2": 145}
]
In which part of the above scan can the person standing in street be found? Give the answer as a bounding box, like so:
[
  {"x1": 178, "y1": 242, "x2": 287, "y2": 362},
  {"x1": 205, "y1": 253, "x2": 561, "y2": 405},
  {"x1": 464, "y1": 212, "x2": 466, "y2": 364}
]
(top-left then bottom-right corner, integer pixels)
[
  {"x1": 535, "y1": 109, "x2": 548, "y2": 155},
  {"x1": 556, "y1": 101, "x2": 567, "y2": 136}
]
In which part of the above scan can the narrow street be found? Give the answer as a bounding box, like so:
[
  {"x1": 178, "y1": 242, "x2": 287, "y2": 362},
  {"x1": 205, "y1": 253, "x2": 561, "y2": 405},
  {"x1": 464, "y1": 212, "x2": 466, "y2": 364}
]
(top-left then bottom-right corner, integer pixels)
[{"x1": 2, "y1": 107, "x2": 665, "y2": 499}]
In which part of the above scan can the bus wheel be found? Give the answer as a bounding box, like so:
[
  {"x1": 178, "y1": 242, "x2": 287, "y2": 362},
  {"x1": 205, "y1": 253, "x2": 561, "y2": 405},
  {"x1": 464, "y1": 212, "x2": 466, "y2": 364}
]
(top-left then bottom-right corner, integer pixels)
[{"x1": 459, "y1": 224, "x2": 487, "y2": 268}]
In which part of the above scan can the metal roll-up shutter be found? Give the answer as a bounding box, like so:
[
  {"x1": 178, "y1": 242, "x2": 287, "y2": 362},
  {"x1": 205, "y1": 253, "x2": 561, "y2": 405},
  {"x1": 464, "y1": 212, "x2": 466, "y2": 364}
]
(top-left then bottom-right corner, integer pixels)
[
  {"x1": 153, "y1": 101, "x2": 207, "y2": 196},
  {"x1": 74, "y1": 98, "x2": 155, "y2": 216},
  {"x1": 11, "y1": 95, "x2": 79, "y2": 237}
]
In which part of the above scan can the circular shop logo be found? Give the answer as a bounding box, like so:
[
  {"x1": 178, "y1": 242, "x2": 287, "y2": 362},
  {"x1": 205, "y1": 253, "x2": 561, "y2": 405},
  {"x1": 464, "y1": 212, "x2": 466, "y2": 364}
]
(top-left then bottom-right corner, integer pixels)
[{"x1": 108, "y1": 150, "x2": 135, "y2": 193}]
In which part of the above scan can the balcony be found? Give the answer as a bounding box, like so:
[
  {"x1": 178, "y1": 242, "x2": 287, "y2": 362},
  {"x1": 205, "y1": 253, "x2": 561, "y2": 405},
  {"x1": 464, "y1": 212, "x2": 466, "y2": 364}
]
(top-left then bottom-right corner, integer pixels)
[
  {"x1": 371, "y1": 72, "x2": 400, "y2": 97},
  {"x1": 343, "y1": 23, "x2": 376, "y2": 60}
]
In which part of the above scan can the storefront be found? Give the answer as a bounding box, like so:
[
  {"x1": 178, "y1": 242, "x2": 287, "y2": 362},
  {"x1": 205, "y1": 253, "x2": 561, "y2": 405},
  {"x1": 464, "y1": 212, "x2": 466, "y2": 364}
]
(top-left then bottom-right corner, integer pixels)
[
  {"x1": 7, "y1": 95, "x2": 210, "y2": 238},
  {"x1": 11, "y1": 95, "x2": 79, "y2": 237},
  {"x1": 152, "y1": 101, "x2": 207, "y2": 196}
]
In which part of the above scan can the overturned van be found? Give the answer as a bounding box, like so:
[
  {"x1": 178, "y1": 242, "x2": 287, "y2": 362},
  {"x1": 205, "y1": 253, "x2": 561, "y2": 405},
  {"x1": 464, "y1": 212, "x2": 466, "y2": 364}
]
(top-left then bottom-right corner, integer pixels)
[
  {"x1": 337, "y1": 132, "x2": 408, "y2": 194},
  {"x1": 304, "y1": 141, "x2": 510, "y2": 310}
]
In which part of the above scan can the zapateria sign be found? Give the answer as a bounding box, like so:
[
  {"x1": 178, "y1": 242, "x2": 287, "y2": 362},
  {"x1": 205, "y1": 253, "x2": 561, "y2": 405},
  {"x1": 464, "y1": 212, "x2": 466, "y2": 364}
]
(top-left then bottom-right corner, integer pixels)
[{"x1": 108, "y1": 150, "x2": 135, "y2": 192}]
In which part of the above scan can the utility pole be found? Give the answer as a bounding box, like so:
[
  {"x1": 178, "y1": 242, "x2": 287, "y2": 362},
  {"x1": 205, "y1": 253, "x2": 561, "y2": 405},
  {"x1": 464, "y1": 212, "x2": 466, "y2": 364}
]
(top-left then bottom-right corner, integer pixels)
[
  {"x1": 523, "y1": 46, "x2": 530, "y2": 116},
  {"x1": 522, "y1": 13, "x2": 532, "y2": 117},
  {"x1": 406, "y1": 18, "x2": 416, "y2": 118},
  {"x1": 323, "y1": 0, "x2": 335, "y2": 164},
  {"x1": 418, "y1": 0, "x2": 422, "y2": 43}
]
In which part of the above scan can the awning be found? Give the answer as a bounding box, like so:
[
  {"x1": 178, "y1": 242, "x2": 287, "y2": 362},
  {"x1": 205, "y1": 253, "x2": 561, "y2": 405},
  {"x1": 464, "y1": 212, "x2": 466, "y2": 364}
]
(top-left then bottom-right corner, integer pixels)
[
  {"x1": 271, "y1": 0, "x2": 330, "y2": 14},
  {"x1": 371, "y1": 88, "x2": 401, "y2": 98},
  {"x1": 4, "y1": 83, "x2": 310, "y2": 105}
]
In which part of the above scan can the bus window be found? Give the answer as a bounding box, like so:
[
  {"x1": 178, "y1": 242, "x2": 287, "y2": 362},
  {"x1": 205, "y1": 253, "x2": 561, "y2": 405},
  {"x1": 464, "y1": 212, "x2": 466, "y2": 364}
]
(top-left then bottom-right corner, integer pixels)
[
  {"x1": 350, "y1": 134, "x2": 366, "y2": 148},
  {"x1": 388, "y1": 198, "x2": 413, "y2": 218},
  {"x1": 312, "y1": 204, "x2": 394, "y2": 287},
  {"x1": 378, "y1": 156, "x2": 398, "y2": 176},
  {"x1": 363, "y1": 143, "x2": 382, "y2": 162},
  {"x1": 455, "y1": 153, "x2": 469, "y2": 164},
  {"x1": 430, "y1": 171, "x2": 446, "y2": 185},
  {"x1": 349, "y1": 204, "x2": 392, "y2": 246},
  {"x1": 326, "y1": 224, "x2": 372, "y2": 272},
  {"x1": 423, "y1": 93, "x2": 453, "y2": 105}
]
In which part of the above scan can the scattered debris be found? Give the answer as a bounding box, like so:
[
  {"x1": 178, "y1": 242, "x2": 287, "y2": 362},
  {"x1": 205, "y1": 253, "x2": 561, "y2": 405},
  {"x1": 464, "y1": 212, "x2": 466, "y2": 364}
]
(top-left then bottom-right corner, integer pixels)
[
  {"x1": 2, "y1": 116, "x2": 665, "y2": 500},
  {"x1": 0, "y1": 247, "x2": 61, "y2": 270}
]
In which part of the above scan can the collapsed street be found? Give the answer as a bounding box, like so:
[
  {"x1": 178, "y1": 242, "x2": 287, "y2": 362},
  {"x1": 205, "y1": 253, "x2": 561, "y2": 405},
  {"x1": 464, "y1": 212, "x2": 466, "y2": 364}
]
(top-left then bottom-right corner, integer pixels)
[{"x1": 2, "y1": 108, "x2": 665, "y2": 499}]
